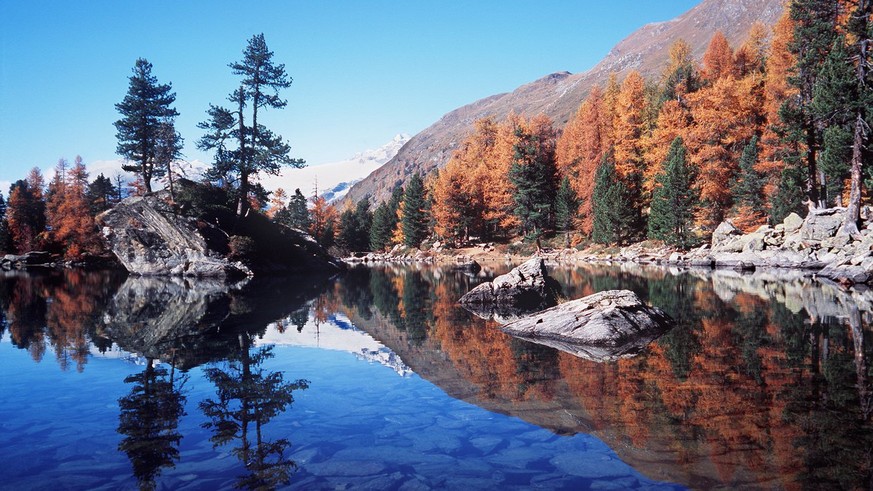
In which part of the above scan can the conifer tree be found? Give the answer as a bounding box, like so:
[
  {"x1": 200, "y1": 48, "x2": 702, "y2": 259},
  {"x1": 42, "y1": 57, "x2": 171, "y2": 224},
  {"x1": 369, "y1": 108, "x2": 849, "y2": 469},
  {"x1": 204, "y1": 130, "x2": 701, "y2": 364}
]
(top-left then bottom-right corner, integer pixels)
[
  {"x1": 114, "y1": 58, "x2": 179, "y2": 194},
  {"x1": 648, "y1": 138, "x2": 698, "y2": 249},
  {"x1": 554, "y1": 176, "x2": 580, "y2": 247},
  {"x1": 87, "y1": 173, "x2": 117, "y2": 215},
  {"x1": 7, "y1": 168, "x2": 46, "y2": 253},
  {"x1": 275, "y1": 188, "x2": 310, "y2": 230},
  {"x1": 371, "y1": 185, "x2": 403, "y2": 250},
  {"x1": 338, "y1": 199, "x2": 372, "y2": 252},
  {"x1": 401, "y1": 173, "x2": 429, "y2": 248},
  {"x1": 508, "y1": 127, "x2": 558, "y2": 239},
  {"x1": 731, "y1": 136, "x2": 767, "y2": 230},
  {"x1": 0, "y1": 192, "x2": 10, "y2": 254},
  {"x1": 770, "y1": 166, "x2": 807, "y2": 224},
  {"x1": 592, "y1": 151, "x2": 634, "y2": 245},
  {"x1": 198, "y1": 34, "x2": 305, "y2": 218}
]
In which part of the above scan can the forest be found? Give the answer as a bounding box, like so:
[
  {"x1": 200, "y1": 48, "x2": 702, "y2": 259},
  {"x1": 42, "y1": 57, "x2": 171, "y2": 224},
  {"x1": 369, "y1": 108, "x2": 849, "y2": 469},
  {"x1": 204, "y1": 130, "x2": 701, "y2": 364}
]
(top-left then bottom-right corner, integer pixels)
[{"x1": 0, "y1": 1, "x2": 871, "y2": 261}]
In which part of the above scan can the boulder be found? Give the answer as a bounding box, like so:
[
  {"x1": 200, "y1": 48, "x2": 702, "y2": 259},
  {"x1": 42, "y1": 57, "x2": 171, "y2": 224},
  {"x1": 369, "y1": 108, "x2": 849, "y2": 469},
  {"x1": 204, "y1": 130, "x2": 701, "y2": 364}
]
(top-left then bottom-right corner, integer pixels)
[
  {"x1": 459, "y1": 256, "x2": 561, "y2": 311},
  {"x1": 783, "y1": 213, "x2": 804, "y2": 234},
  {"x1": 500, "y1": 290, "x2": 674, "y2": 362},
  {"x1": 800, "y1": 208, "x2": 843, "y2": 241},
  {"x1": 97, "y1": 194, "x2": 252, "y2": 277},
  {"x1": 712, "y1": 221, "x2": 741, "y2": 248}
]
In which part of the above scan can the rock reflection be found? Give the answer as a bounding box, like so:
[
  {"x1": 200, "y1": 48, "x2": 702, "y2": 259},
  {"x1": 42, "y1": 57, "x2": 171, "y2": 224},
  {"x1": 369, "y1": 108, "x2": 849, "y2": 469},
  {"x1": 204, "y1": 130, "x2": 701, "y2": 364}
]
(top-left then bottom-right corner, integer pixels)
[{"x1": 328, "y1": 263, "x2": 873, "y2": 490}]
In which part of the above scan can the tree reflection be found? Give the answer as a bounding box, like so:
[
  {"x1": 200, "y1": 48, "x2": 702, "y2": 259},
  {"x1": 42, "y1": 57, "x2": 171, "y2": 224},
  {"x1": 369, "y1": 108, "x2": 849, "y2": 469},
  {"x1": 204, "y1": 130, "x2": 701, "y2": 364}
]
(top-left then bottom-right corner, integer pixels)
[
  {"x1": 200, "y1": 338, "x2": 308, "y2": 490},
  {"x1": 117, "y1": 358, "x2": 188, "y2": 491}
]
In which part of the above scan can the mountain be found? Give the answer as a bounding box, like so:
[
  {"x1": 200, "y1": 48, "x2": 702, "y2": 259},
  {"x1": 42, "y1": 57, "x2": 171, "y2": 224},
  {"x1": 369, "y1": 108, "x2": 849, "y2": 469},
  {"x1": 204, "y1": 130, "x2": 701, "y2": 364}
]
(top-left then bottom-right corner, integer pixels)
[
  {"x1": 345, "y1": 0, "x2": 785, "y2": 205},
  {"x1": 263, "y1": 134, "x2": 410, "y2": 203}
]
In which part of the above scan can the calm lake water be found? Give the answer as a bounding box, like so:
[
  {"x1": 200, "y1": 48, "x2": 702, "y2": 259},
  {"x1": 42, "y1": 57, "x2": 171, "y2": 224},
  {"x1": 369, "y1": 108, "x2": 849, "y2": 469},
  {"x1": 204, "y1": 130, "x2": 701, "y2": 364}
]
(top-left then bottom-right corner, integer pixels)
[{"x1": 1, "y1": 262, "x2": 871, "y2": 490}]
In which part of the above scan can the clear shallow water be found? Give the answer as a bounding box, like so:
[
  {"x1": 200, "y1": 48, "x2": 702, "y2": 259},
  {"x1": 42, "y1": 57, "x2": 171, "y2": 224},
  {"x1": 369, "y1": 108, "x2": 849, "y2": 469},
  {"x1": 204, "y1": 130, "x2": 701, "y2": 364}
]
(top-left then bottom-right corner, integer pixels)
[{"x1": 1, "y1": 263, "x2": 871, "y2": 490}]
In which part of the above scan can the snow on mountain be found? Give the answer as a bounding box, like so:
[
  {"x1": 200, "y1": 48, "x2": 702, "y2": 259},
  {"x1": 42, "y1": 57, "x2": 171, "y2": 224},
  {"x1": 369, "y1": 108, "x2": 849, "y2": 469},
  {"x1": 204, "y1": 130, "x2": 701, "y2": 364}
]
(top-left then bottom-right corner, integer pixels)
[{"x1": 262, "y1": 133, "x2": 410, "y2": 203}]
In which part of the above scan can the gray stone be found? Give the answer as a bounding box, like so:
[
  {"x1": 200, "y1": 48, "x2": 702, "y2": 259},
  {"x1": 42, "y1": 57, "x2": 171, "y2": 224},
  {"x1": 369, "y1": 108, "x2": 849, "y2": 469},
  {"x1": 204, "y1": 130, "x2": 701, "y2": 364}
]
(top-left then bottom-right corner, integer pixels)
[
  {"x1": 800, "y1": 208, "x2": 843, "y2": 241},
  {"x1": 743, "y1": 236, "x2": 766, "y2": 252},
  {"x1": 783, "y1": 212, "x2": 804, "y2": 233},
  {"x1": 459, "y1": 257, "x2": 561, "y2": 312},
  {"x1": 500, "y1": 290, "x2": 673, "y2": 362},
  {"x1": 712, "y1": 221, "x2": 741, "y2": 248},
  {"x1": 97, "y1": 194, "x2": 251, "y2": 277}
]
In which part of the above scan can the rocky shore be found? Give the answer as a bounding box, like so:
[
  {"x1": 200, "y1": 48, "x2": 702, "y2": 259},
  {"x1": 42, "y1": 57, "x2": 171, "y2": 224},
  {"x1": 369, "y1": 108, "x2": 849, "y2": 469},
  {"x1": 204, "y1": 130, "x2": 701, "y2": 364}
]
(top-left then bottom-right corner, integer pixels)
[{"x1": 347, "y1": 207, "x2": 873, "y2": 288}]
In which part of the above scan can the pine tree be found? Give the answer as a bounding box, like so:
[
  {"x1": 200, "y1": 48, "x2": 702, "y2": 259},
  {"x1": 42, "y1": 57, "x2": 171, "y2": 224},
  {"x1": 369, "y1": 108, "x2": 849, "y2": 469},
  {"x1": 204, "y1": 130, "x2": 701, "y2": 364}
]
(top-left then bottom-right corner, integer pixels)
[
  {"x1": 114, "y1": 58, "x2": 179, "y2": 194},
  {"x1": 591, "y1": 151, "x2": 635, "y2": 245},
  {"x1": 7, "y1": 168, "x2": 46, "y2": 253},
  {"x1": 648, "y1": 138, "x2": 698, "y2": 249},
  {"x1": 275, "y1": 188, "x2": 311, "y2": 231},
  {"x1": 370, "y1": 186, "x2": 404, "y2": 251},
  {"x1": 0, "y1": 192, "x2": 10, "y2": 254},
  {"x1": 338, "y1": 199, "x2": 372, "y2": 252},
  {"x1": 731, "y1": 136, "x2": 767, "y2": 230},
  {"x1": 198, "y1": 34, "x2": 305, "y2": 219},
  {"x1": 401, "y1": 173, "x2": 429, "y2": 248},
  {"x1": 770, "y1": 166, "x2": 807, "y2": 224},
  {"x1": 508, "y1": 127, "x2": 558, "y2": 239},
  {"x1": 87, "y1": 173, "x2": 117, "y2": 215},
  {"x1": 554, "y1": 176, "x2": 580, "y2": 247}
]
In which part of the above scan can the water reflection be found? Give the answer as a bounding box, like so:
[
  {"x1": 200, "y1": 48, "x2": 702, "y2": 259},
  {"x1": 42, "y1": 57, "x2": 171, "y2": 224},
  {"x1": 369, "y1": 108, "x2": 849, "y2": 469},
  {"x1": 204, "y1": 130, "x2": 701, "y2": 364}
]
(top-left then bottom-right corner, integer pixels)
[
  {"x1": 331, "y1": 263, "x2": 873, "y2": 490},
  {"x1": 1, "y1": 264, "x2": 872, "y2": 489},
  {"x1": 201, "y1": 343, "x2": 308, "y2": 490},
  {"x1": 117, "y1": 358, "x2": 188, "y2": 490}
]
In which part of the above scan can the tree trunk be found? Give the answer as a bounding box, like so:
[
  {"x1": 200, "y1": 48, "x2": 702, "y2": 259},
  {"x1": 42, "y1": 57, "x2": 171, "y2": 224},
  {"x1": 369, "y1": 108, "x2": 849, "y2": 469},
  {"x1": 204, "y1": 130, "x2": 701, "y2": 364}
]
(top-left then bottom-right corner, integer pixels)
[{"x1": 842, "y1": 1, "x2": 871, "y2": 237}]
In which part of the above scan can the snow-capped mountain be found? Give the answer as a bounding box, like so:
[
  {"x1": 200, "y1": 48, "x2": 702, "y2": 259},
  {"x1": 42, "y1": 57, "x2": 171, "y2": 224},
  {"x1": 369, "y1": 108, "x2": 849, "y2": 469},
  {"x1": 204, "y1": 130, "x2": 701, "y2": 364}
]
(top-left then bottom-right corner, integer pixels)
[{"x1": 263, "y1": 133, "x2": 410, "y2": 203}]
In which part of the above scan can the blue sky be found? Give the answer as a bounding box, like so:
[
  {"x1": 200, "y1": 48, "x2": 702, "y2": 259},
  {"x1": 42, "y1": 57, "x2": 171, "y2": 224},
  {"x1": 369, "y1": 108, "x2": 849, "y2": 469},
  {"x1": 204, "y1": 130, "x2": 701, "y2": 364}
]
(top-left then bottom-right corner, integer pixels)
[{"x1": 0, "y1": 1, "x2": 700, "y2": 190}]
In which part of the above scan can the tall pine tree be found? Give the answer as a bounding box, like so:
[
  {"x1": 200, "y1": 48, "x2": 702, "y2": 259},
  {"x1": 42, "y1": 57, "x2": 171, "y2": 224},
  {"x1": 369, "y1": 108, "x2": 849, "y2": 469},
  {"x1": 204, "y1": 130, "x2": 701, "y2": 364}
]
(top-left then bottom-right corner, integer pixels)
[
  {"x1": 508, "y1": 127, "x2": 558, "y2": 239},
  {"x1": 648, "y1": 137, "x2": 698, "y2": 249},
  {"x1": 731, "y1": 136, "x2": 767, "y2": 230},
  {"x1": 114, "y1": 58, "x2": 179, "y2": 194},
  {"x1": 401, "y1": 174, "x2": 429, "y2": 248},
  {"x1": 592, "y1": 151, "x2": 635, "y2": 245},
  {"x1": 554, "y1": 176, "x2": 580, "y2": 247},
  {"x1": 198, "y1": 34, "x2": 305, "y2": 218}
]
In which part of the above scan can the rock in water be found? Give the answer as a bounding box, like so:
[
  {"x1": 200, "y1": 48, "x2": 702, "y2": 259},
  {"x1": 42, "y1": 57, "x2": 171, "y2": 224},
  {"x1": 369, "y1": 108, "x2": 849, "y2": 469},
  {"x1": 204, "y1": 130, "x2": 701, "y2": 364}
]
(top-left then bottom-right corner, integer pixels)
[
  {"x1": 458, "y1": 257, "x2": 561, "y2": 312},
  {"x1": 500, "y1": 290, "x2": 674, "y2": 362},
  {"x1": 97, "y1": 193, "x2": 252, "y2": 277}
]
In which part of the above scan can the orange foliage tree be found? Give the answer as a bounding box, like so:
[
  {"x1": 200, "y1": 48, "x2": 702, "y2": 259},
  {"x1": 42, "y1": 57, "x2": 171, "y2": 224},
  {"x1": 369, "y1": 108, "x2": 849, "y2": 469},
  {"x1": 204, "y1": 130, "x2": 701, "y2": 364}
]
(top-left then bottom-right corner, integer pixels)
[{"x1": 46, "y1": 157, "x2": 104, "y2": 259}]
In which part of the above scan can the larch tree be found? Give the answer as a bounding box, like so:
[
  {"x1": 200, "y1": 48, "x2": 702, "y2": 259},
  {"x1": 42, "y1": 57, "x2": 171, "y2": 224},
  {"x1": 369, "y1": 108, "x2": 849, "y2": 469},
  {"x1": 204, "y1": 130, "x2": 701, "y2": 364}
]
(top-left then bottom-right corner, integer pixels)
[
  {"x1": 554, "y1": 176, "x2": 580, "y2": 247},
  {"x1": 198, "y1": 34, "x2": 305, "y2": 219},
  {"x1": 648, "y1": 137, "x2": 698, "y2": 249},
  {"x1": 309, "y1": 194, "x2": 337, "y2": 248},
  {"x1": 114, "y1": 58, "x2": 179, "y2": 194},
  {"x1": 556, "y1": 86, "x2": 607, "y2": 234},
  {"x1": 0, "y1": 192, "x2": 10, "y2": 254}
]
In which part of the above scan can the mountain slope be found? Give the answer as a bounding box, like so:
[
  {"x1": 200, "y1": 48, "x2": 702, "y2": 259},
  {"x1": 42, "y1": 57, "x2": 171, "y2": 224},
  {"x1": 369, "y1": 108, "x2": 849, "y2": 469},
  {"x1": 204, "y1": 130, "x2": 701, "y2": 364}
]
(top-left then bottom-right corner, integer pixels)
[{"x1": 346, "y1": 0, "x2": 785, "y2": 205}]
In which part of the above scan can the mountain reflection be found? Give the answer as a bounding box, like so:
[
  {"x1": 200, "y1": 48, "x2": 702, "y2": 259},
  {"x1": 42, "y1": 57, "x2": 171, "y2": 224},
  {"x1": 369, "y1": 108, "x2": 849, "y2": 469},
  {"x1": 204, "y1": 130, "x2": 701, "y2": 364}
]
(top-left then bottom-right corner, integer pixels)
[{"x1": 330, "y1": 263, "x2": 873, "y2": 490}]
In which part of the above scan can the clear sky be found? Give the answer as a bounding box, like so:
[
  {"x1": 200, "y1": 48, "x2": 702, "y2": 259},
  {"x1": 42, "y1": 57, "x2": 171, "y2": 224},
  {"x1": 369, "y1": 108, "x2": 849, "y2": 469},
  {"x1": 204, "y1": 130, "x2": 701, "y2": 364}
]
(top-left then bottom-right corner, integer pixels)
[{"x1": 0, "y1": 0, "x2": 701, "y2": 191}]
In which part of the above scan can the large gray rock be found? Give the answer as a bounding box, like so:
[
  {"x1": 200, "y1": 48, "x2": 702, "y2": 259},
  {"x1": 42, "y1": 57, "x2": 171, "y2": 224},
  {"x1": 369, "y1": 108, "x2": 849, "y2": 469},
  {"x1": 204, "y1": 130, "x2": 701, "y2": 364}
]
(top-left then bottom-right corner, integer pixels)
[
  {"x1": 458, "y1": 256, "x2": 560, "y2": 311},
  {"x1": 500, "y1": 290, "x2": 674, "y2": 362},
  {"x1": 783, "y1": 212, "x2": 804, "y2": 233},
  {"x1": 97, "y1": 194, "x2": 252, "y2": 277},
  {"x1": 800, "y1": 208, "x2": 843, "y2": 241},
  {"x1": 712, "y1": 221, "x2": 741, "y2": 248}
]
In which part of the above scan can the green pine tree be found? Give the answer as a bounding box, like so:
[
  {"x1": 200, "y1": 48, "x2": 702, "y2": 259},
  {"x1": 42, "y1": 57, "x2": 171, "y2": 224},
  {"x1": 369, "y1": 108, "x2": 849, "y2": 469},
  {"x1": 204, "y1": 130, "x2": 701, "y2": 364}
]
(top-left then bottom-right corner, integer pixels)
[
  {"x1": 370, "y1": 185, "x2": 403, "y2": 251},
  {"x1": 508, "y1": 128, "x2": 557, "y2": 239},
  {"x1": 648, "y1": 137, "x2": 698, "y2": 249},
  {"x1": 591, "y1": 151, "x2": 635, "y2": 245},
  {"x1": 554, "y1": 176, "x2": 580, "y2": 247},
  {"x1": 769, "y1": 166, "x2": 807, "y2": 224},
  {"x1": 338, "y1": 199, "x2": 372, "y2": 252},
  {"x1": 402, "y1": 174, "x2": 429, "y2": 248},
  {"x1": 731, "y1": 136, "x2": 766, "y2": 216},
  {"x1": 114, "y1": 58, "x2": 179, "y2": 194}
]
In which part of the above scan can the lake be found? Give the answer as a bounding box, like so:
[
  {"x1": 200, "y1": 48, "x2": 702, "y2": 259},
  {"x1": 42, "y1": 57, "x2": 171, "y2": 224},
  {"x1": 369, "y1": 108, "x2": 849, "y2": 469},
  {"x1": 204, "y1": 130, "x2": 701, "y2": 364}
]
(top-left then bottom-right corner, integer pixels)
[{"x1": 1, "y1": 262, "x2": 871, "y2": 490}]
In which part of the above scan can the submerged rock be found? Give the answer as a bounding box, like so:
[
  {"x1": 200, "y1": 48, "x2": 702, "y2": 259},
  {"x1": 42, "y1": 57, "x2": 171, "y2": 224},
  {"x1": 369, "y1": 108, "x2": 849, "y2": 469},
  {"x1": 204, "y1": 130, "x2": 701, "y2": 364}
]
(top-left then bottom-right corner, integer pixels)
[
  {"x1": 459, "y1": 256, "x2": 561, "y2": 313},
  {"x1": 500, "y1": 290, "x2": 674, "y2": 362}
]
